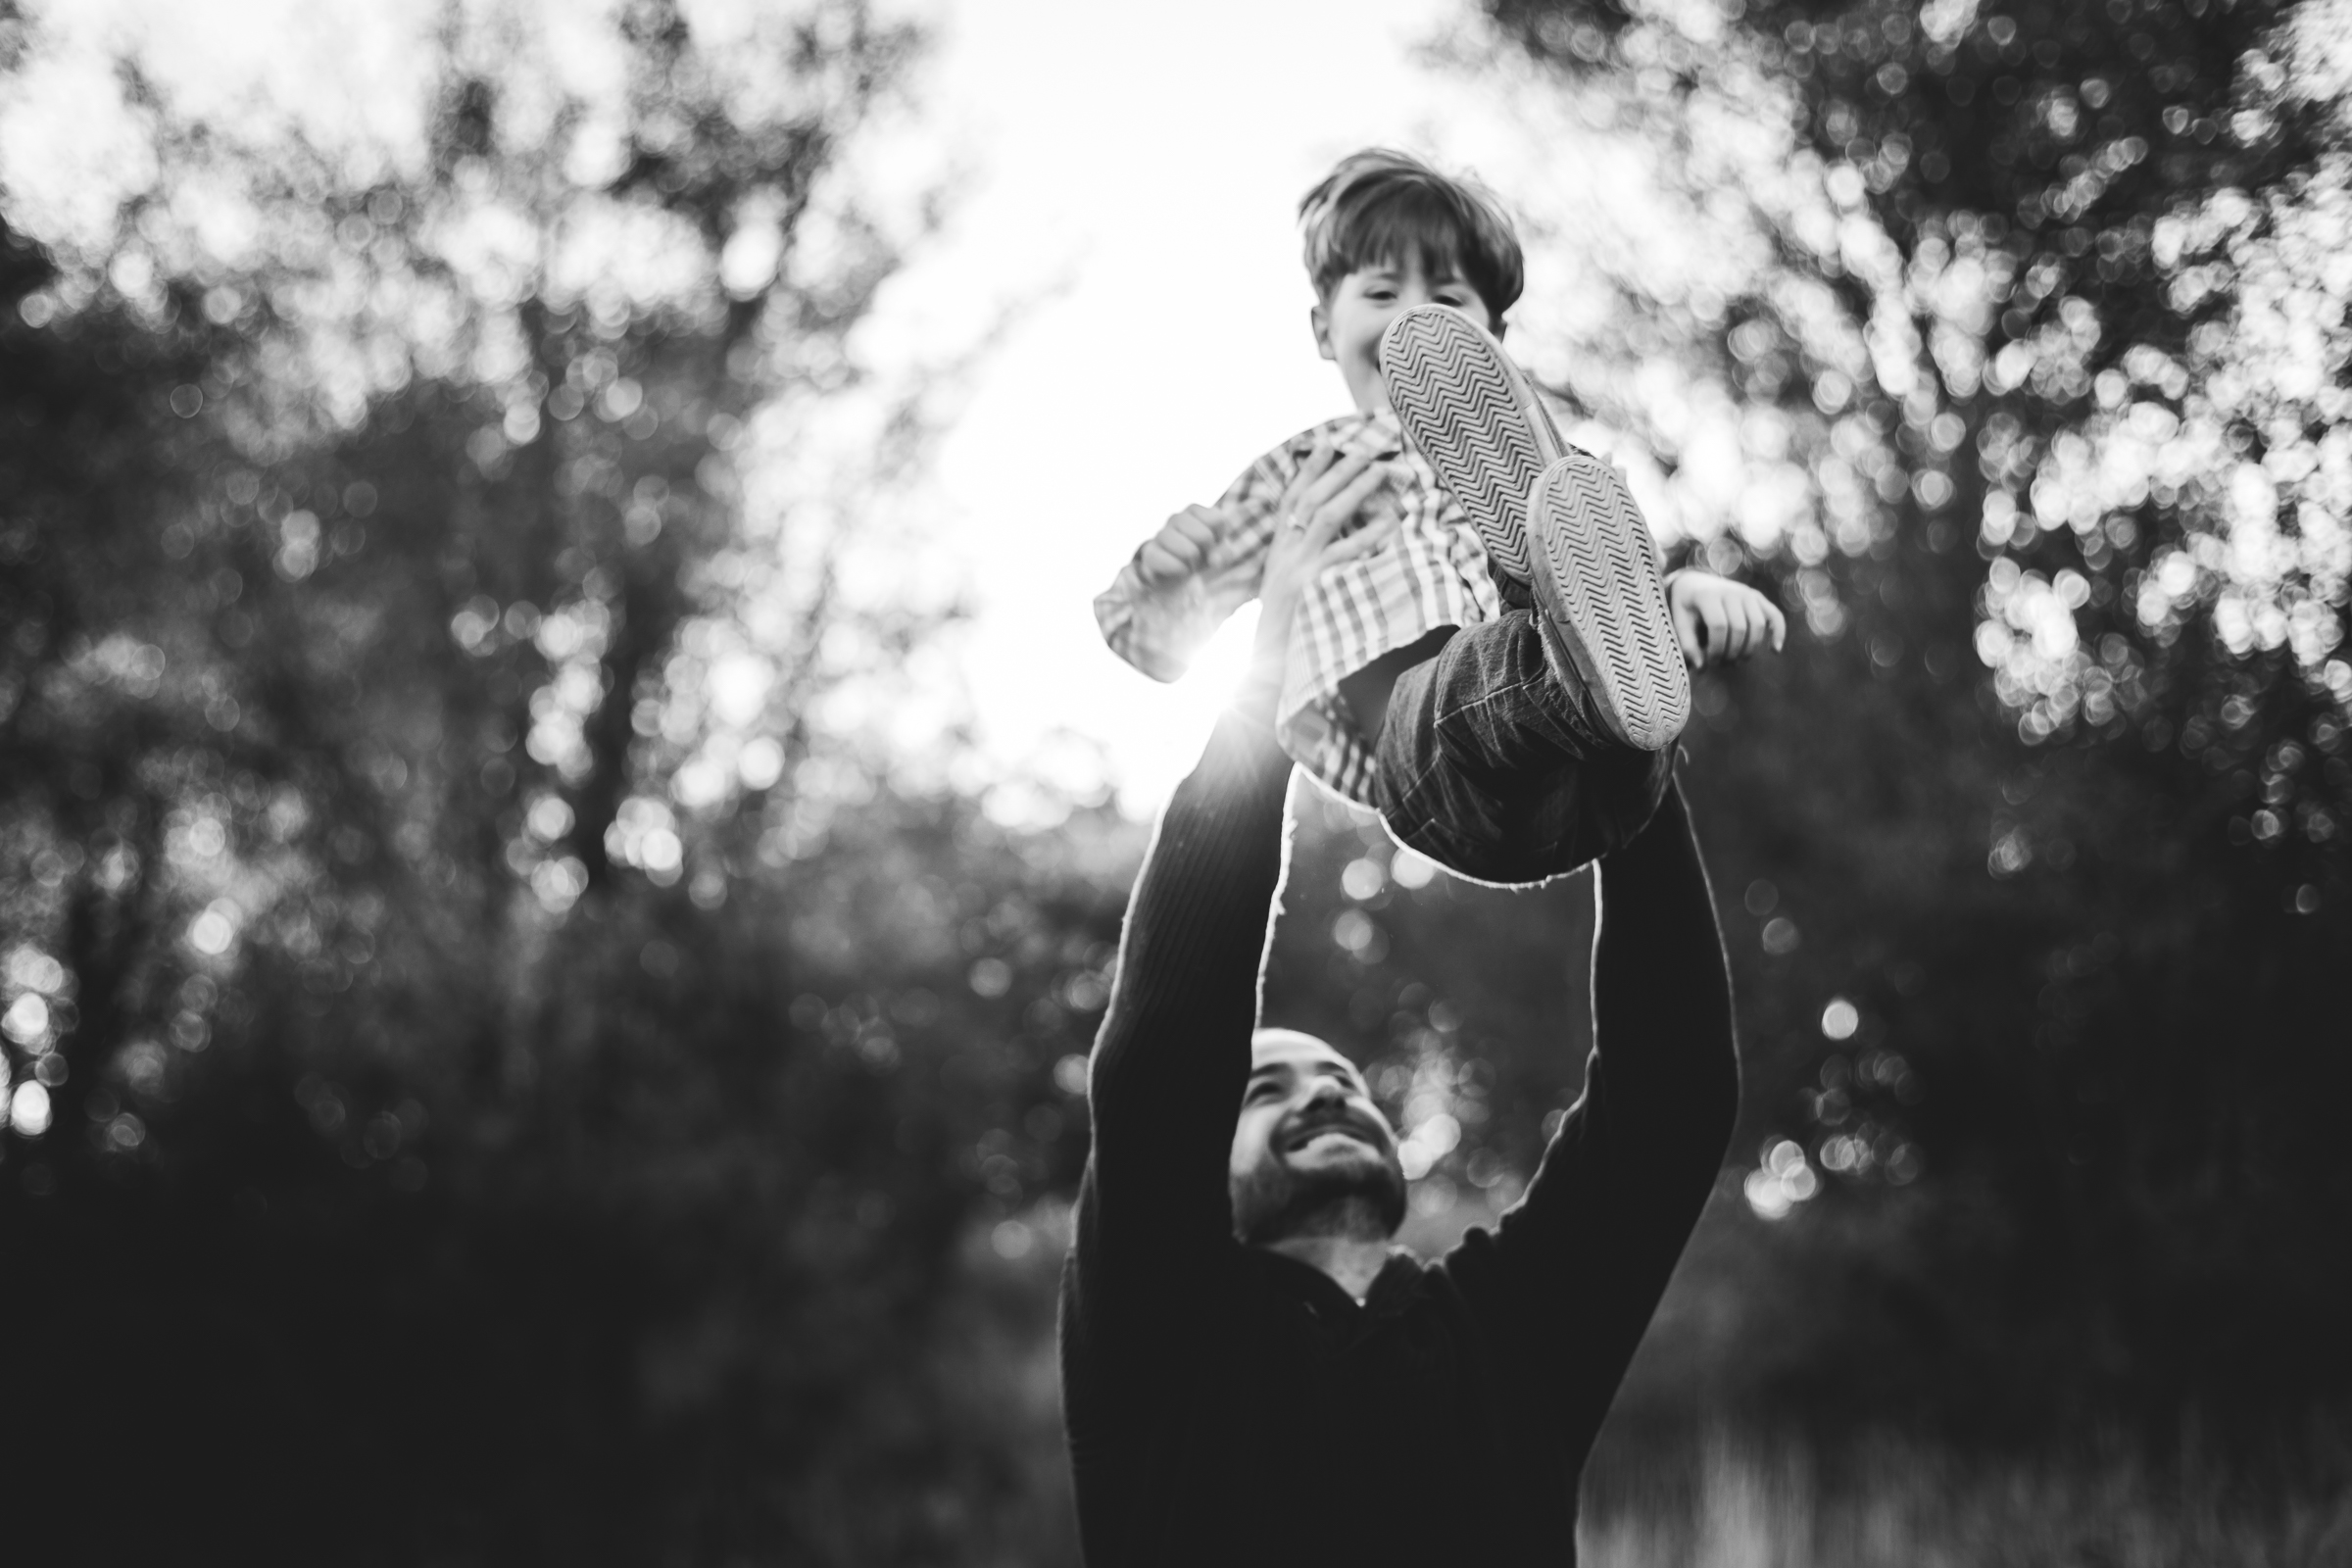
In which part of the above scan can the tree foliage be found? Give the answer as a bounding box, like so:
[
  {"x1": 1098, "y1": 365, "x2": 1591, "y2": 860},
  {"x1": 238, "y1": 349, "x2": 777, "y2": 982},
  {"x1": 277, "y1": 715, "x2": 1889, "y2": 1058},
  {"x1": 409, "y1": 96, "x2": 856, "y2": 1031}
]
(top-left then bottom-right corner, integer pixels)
[
  {"x1": 6, "y1": 0, "x2": 2351, "y2": 1557},
  {"x1": 0, "y1": 4, "x2": 1108, "y2": 1559},
  {"x1": 1341, "y1": 0, "x2": 2352, "y2": 1427}
]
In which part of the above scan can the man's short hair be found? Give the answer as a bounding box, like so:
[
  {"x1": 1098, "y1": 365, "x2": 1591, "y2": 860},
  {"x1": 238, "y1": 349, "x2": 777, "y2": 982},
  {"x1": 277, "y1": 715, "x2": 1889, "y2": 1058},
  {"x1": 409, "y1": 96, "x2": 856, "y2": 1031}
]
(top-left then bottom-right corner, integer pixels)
[
  {"x1": 1250, "y1": 1026, "x2": 1348, "y2": 1067},
  {"x1": 1298, "y1": 148, "x2": 1525, "y2": 327}
]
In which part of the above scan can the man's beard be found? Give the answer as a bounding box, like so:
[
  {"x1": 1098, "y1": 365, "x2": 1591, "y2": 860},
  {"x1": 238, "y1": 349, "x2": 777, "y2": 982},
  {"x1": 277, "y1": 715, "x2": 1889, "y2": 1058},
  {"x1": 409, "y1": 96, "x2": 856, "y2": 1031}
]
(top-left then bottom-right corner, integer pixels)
[{"x1": 1231, "y1": 1134, "x2": 1407, "y2": 1247}]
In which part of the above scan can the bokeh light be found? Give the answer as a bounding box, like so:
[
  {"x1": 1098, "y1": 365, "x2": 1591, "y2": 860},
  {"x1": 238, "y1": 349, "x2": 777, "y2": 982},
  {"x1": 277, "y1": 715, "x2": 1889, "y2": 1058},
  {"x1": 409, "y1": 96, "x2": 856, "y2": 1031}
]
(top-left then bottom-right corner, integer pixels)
[
  {"x1": 1744, "y1": 1138, "x2": 1821, "y2": 1221},
  {"x1": 10, "y1": 1080, "x2": 53, "y2": 1138}
]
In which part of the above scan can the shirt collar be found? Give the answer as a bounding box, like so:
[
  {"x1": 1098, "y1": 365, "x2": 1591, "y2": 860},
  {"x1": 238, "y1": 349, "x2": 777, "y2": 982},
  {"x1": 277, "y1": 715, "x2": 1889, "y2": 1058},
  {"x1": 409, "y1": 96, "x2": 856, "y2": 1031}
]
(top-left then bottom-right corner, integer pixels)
[{"x1": 1252, "y1": 1245, "x2": 1422, "y2": 1316}]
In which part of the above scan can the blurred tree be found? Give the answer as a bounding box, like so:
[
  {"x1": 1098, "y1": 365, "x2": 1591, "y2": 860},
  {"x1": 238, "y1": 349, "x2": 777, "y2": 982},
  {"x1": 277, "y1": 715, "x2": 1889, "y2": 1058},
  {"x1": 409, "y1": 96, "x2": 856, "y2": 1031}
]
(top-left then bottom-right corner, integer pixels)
[
  {"x1": 1370, "y1": 0, "x2": 2352, "y2": 1429},
  {"x1": 0, "y1": 2, "x2": 1108, "y2": 1560}
]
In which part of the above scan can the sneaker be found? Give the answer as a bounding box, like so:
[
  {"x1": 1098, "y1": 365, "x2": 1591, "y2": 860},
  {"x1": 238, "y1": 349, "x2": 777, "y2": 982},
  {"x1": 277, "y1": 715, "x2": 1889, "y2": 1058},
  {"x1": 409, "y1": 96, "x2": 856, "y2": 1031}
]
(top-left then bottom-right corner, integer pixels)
[
  {"x1": 1377, "y1": 303, "x2": 1562, "y2": 586},
  {"x1": 1525, "y1": 452, "x2": 1689, "y2": 752},
  {"x1": 1380, "y1": 304, "x2": 1686, "y2": 751}
]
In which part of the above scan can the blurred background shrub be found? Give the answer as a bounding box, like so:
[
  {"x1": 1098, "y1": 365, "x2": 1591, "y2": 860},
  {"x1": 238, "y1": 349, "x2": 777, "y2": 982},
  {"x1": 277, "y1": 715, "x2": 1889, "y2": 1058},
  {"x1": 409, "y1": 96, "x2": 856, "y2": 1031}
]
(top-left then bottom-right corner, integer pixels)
[{"x1": 1, "y1": 0, "x2": 2348, "y2": 1561}]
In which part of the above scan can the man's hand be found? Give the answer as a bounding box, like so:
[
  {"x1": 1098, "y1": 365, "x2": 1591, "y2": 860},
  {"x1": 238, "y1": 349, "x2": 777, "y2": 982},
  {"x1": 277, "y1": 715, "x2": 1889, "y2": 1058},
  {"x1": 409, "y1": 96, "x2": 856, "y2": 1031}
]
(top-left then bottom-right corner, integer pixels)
[
  {"x1": 1250, "y1": 442, "x2": 1397, "y2": 674},
  {"x1": 1137, "y1": 505, "x2": 1228, "y2": 590},
  {"x1": 1228, "y1": 442, "x2": 1397, "y2": 719},
  {"x1": 1666, "y1": 570, "x2": 1787, "y2": 670}
]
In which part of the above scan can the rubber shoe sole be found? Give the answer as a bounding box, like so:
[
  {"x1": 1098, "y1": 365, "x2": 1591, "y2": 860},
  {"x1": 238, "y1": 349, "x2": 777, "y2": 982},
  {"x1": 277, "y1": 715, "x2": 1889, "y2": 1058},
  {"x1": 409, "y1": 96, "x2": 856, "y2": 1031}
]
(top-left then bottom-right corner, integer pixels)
[
  {"x1": 1378, "y1": 303, "x2": 1562, "y2": 585},
  {"x1": 1527, "y1": 453, "x2": 1689, "y2": 753}
]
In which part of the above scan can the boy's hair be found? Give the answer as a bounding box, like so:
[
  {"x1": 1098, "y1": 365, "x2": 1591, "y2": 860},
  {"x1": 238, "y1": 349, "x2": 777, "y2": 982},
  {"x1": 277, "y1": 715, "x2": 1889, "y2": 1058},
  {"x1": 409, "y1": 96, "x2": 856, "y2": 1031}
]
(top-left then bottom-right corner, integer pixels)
[{"x1": 1298, "y1": 149, "x2": 1524, "y2": 327}]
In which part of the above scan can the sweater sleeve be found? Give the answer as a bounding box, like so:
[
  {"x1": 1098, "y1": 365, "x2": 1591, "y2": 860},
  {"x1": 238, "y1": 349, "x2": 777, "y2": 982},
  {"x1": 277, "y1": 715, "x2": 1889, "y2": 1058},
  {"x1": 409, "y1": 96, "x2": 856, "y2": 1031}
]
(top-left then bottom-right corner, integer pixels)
[
  {"x1": 1060, "y1": 708, "x2": 1295, "y2": 1448},
  {"x1": 1445, "y1": 779, "x2": 1740, "y2": 1449}
]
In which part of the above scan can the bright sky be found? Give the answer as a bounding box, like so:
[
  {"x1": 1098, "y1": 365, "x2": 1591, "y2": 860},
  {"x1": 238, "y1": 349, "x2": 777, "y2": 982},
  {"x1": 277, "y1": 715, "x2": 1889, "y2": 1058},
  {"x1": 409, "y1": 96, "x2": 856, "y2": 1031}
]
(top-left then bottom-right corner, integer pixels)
[
  {"x1": 17, "y1": 0, "x2": 2327, "y2": 837},
  {"x1": 0, "y1": 0, "x2": 1531, "y2": 816},
  {"x1": 895, "y1": 0, "x2": 1506, "y2": 814}
]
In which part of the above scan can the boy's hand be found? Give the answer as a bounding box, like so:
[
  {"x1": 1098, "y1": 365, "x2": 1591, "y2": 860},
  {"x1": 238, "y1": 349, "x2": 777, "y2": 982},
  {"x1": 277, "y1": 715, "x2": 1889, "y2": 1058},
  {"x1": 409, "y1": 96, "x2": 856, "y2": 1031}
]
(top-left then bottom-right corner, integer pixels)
[
  {"x1": 1666, "y1": 570, "x2": 1787, "y2": 670},
  {"x1": 1137, "y1": 505, "x2": 1227, "y2": 589}
]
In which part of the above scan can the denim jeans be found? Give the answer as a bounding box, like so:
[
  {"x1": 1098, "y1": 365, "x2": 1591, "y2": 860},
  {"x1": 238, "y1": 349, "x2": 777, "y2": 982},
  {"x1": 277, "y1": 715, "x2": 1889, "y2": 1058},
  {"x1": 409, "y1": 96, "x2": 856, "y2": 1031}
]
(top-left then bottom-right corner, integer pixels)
[{"x1": 1370, "y1": 609, "x2": 1674, "y2": 887}]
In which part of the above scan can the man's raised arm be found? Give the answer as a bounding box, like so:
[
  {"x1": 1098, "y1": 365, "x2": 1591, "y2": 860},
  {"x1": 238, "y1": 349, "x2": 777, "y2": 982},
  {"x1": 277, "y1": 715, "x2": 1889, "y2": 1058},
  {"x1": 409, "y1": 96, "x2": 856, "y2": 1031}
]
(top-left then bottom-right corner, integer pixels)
[
  {"x1": 1056, "y1": 699, "x2": 1293, "y2": 1568},
  {"x1": 1462, "y1": 780, "x2": 1741, "y2": 1437},
  {"x1": 1062, "y1": 446, "x2": 1389, "y2": 1456},
  {"x1": 1071, "y1": 706, "x2": 1294, "y2": 1297}
]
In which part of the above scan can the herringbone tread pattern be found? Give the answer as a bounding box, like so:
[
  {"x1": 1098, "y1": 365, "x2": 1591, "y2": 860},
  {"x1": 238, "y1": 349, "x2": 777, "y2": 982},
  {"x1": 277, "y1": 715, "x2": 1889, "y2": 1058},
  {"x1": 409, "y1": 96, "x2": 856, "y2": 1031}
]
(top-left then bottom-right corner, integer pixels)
[
  {"x1": 1379, "y1": 305, "x2": 1559, "y2": 583},
  {"x1": 1530, "y1": 454, "x2": 1689, "y2": 752}
]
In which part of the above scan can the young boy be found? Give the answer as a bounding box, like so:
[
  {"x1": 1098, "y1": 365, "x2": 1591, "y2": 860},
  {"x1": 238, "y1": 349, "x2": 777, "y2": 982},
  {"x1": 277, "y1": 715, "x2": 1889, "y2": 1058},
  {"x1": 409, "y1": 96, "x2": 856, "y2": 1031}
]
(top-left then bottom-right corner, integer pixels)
[{"x1": 1094, "y1": 149, "x2": 1784, "y2": 885}]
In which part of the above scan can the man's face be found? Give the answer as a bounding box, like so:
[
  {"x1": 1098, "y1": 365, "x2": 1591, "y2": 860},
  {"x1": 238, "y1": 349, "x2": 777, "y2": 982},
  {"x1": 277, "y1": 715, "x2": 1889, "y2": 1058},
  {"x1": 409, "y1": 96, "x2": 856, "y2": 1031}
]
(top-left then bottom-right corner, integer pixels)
[
  {"x1": 1312, "y1": 254, "x2": 1498, "y2": 414},
  {"x1": 1228, "y1": 1030, "x2": 1406, "y2": 1246}
]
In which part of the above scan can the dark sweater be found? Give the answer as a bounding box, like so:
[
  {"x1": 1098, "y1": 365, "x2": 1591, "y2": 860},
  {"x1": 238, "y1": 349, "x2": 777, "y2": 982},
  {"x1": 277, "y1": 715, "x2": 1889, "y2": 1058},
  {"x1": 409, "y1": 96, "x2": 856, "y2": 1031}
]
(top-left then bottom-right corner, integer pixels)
[{"x1": 1059, "y1": 710, "x2": 1740, "y2": 1567}]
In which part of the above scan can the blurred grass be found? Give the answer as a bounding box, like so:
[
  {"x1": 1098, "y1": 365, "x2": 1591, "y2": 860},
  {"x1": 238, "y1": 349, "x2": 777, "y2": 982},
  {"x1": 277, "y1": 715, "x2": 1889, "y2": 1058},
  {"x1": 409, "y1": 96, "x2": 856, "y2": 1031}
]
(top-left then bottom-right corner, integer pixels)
[
  {"x1": 1580, "y1": 1426, "x2": 2352, "y2": 1568},
  {"x1": 958, "y1": 1202, "x2": 2352, "y2": 1568}
]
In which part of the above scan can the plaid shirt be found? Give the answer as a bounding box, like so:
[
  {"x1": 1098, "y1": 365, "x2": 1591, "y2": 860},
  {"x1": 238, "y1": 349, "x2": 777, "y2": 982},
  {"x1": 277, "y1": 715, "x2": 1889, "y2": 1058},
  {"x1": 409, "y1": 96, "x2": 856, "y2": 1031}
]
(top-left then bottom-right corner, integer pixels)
[{"x1": 1095, "y1": 410, "x2": 1504, "y2": 805}]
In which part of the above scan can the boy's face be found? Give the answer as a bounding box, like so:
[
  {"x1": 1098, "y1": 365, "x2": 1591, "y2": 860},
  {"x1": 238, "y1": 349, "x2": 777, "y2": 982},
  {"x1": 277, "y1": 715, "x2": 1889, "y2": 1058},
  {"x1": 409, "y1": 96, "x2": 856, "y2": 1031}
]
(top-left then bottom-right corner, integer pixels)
[{"x1": 1312, "y1": 253, "x2": 1497, "y2": 414}]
